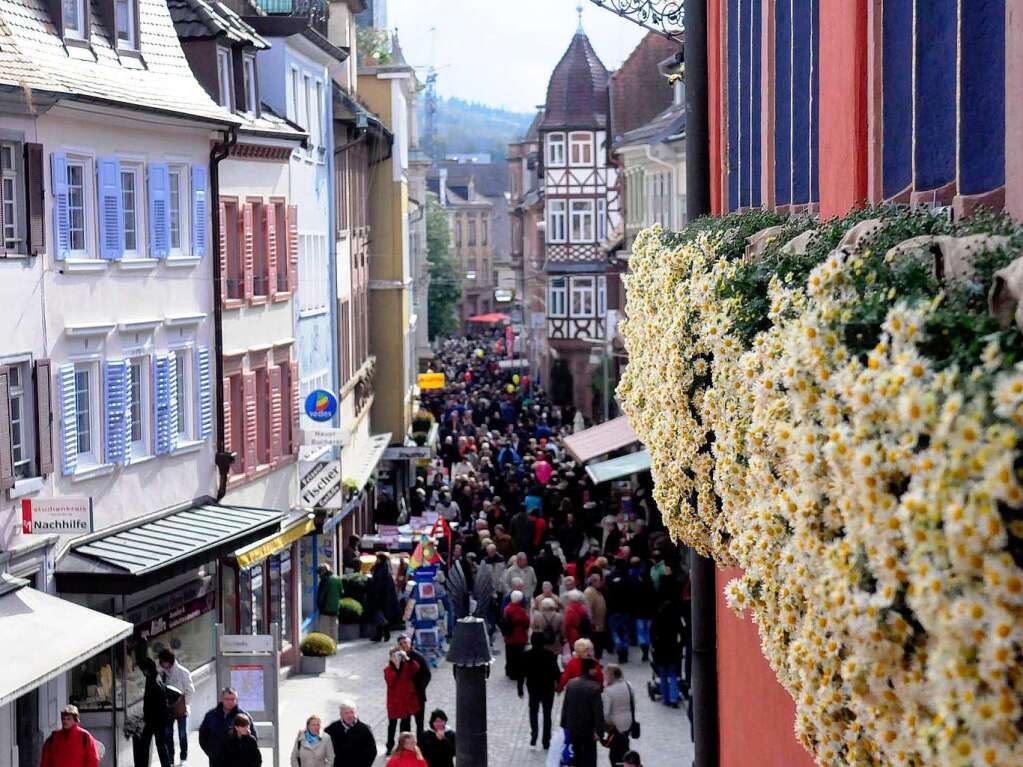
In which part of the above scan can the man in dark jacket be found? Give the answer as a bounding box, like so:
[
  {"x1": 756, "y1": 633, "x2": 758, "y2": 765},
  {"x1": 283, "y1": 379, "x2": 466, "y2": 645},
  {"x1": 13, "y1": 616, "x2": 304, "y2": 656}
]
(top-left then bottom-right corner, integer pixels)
[
  {"x1": 560, "y1": 659, "x2": 604, "y2": 767},
  {"x1": 136, "y1": 658, "x2": 171, "y2": 767},
  {"x1": 398, "y1": 634, "x2": 432, "y2": 735},
  {"x1": 324, "y1": 703, "x2": 377, "y2": 767},
  {"x1": 199, "y1": 688, "x2": 258, "y2": 767}
]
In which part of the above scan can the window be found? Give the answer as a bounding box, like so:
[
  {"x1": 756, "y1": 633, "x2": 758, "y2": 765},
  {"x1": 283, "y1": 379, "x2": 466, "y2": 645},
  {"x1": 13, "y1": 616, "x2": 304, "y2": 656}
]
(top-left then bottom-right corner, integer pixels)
[
  {"x1": 66, "y1": 160, "x2": 88, "y2": 255},
  {"x1": 73, "y1": 364, "x2": 97, "y2": 465},
  {"x1": 7, "y1": 364, "x2": 33, "y2": 480},
  {"x1": 275, "y1": 204, "x2": 288, "y2": 294},
  {"x1": 468, "y1": 220, "x2": 476, "y2": 246},
  {"x1": 173, "y1": 350, "x2": 193, "y2": 443},
  {"x1": 569, "y1": 132, "x2": 594, "y2": 166},
  {"x1": 303, "y1": 74, "x2": 312, "y2": 132},
  {"x1": 290, "y1": 68, "x2": 301, "y2": 125},
  {"x1": 120, "y1": 166, "x2": 142, "y2": 256},
  {"x1": 63, "y1": 0, "x2": 86, "y2": 38},
  {"x1": 168, "y1": 167, "x2": 188, "y2": 254},
  {"x1": 243, "y1": 55, "x2": 258, "y2": 115},
  {"x1": 217, "y1": 48, "x2": 233, "y2": 109},
  {"x1": 255, "y1": 367, "x2": 269, "y2": 465},
  {"x1": 251, "y1": 200, "x2": 267, "y2": 297},
  {"x1": 129, "y1": 357, "x2": 148, "y2": 457},
  {"x1": 1, "y1": 143, "x2": 21, "y2": 253},
  {"x1": 571, "y1": 276, "x2": 595, "y2": 316},
  {"x1": 298, "y1": 233, "x2": 328, "y2": 314},
  {"x1": 597, "y1": 275, "x2": 607, "y2": 317},
  {"x1": 546, "y1": 133, "x2": 565, "y2": 166},
  {"x1": 548, "y1": 277, "x2": 567, "y2": 317},
  {"x1": 570, "y1": 199, "x2": 595, "y2": 242},
  {"x1": 224, "y1": 200, "x2": 242, "y2": 299},
  {"x1": 547, "y1": 199, "x2": 566, "y2": 243},
  {"x1": 114, "y1": 0, "x2": 135, "y2": 49},
  {"x1": 482, "y1": 219, "x2": 488, "y2": 246},
  {"x1": 314, "y1": 80, "x2": 324, "y2": 152},
  {"x1": 455, "y1": 220, "x2": 462, "y2": 247},
  {"x1": 597, "y1": 198, "x2": 607, "y2": 241}
]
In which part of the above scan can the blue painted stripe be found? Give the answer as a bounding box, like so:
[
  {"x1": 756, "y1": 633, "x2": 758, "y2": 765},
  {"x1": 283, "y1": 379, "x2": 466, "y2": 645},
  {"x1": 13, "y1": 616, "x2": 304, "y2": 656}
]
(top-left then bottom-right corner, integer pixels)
[
  {"x1": 751, "y1": 0, "x2": 763, "y2": 207},
  {"x1": 810, "y1": 0, "x2": 819, "y2": 203},
  {"x1": 791, "y1": 0, "x2": 812, "y2": 205},
  {"x1": 914, "y1": 0, "x2": 957, "y2": 192},
  {"x1": 882, "y1": 0, "x2": 913, "y2": 199},
  {"x1": 739, "y1": 0, "x2": 751, "y2": 206},
  {"x1": 959, "y1": 0, "x2": 1005, "y2": 195},
  {"x1": 775, "y1": 0, "x2": 792, "y2": 206},
  {"x1": 728, "y1": 0, "x2": 741, "y2": 210}
]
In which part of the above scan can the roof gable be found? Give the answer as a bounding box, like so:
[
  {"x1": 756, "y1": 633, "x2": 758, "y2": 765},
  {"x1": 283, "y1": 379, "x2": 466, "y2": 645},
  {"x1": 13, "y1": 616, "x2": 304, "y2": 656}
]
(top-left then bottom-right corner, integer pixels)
[
  {"x1": 540, "y1": 31, "x2": 610, "y2": 131},
  {"x1": 610, "y1": 31, "x2": 681, "y2": 140}
]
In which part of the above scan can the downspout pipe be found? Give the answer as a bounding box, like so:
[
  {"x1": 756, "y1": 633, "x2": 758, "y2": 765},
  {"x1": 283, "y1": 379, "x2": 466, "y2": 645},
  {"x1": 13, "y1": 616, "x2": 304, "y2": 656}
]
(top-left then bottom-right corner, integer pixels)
[
  {"x1": 684, "y1": 3, "x2": 718, "y2": 767},
  {"x1": 210, "y1": 126, "x2": 239, "y2": 501}
]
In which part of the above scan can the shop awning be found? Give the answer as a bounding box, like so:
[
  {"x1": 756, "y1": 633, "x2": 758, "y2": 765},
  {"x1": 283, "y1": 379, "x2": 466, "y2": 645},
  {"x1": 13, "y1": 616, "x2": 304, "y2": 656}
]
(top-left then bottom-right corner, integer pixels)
[
  {"x1": 585, "y1": 450, "x2": 652, "y2": 484},
  {"x1": 55, "y1": 498, "x2": 285, "y2": 594},
  {"x1": 563, "y1": 416, "x2": 639, "y2": 463},
  {"x1": 343, "y1": 432, "x2": 392, "y2": 493},
  {"x1": 466, "y1": 312, "x2": 510, "y2": 323},
  {"x1": 233, "y1": 515, "x2": 316, "y2": 568},
  {"x1": 0, "y1": 575, "x2": 133, "y2": 707}
]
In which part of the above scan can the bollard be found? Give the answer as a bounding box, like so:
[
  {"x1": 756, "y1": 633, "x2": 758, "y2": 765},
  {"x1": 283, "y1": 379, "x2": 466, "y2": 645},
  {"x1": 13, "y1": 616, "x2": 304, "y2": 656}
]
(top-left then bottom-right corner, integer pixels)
[{"x1": 446, "y1": 617, "x2": 492, "y2": 765}]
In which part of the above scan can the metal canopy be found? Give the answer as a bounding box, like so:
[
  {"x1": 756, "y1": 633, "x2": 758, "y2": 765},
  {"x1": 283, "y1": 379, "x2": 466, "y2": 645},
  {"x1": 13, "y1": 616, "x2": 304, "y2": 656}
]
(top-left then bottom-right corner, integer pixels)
[
  {"x1": 56, "y1": 500, "x2": 284, "y2": 594},
  {"x1": 585, "y1": 449, "x2": 652, "y2": 484},
  {"x1": 563, "y1": 415, "x2": 639, "y2": 463}
]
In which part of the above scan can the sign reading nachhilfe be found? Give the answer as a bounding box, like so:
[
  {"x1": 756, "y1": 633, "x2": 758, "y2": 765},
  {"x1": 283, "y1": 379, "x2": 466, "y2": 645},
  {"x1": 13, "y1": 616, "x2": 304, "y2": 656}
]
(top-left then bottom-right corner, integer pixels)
[
  {"x1": 21, "y1": 497, "x2": 93, "y2": 535},
  {"x1": 299, "y1": 460, "x2": 343, "y2": 509}
]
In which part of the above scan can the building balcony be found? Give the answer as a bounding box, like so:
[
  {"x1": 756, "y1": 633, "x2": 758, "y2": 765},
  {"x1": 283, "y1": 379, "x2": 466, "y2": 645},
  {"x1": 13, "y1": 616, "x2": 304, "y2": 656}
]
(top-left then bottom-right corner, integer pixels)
[{"x1": 249, "y1": 0, "x2": 329, "y2": 38}]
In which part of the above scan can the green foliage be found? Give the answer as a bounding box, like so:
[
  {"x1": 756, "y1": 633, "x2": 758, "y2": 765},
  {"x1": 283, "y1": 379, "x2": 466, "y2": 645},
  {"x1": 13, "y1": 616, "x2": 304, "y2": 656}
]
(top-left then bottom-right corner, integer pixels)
[
  {"x1": 299, "y1": 632, "x2": 336, "y2": 657},
  {"x1": 338, "y1": 598, "x2": 364, "y2": 623},
  {"x1": 341, "y1": 573, "x2": 368, "y2": 605},
  {"x1": 356, "y1": 27, "x2": 392, "y2": 65},
  {"x1": 427, "y1": 197, "x2": 462, "y2": 340},
  {"x1": 420, "y1": 97, "x2": 535, "y2": 161}
]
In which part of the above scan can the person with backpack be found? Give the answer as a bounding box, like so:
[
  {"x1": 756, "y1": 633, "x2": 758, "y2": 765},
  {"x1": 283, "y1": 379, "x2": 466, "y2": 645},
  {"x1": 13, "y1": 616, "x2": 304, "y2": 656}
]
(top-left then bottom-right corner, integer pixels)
[
  {"x1": 501, "y1": 590, "x2": 531, "y2": 696},
  {"x1": 40, "y1": 705, "x2": 100, "y2": 767},
  {"x1": 135, "y1": 658, "x2": 171, "y2": 767},
  {"x1": 290, "y1": 715, "x2": 334, "y2": 767},
  {"x1": 523, "y1": 633, "x2": 561, "y2": 750},
  {"x1": 564, "y1": 589, "x2": 592, "y2": 648},
  {"x1": 530, "y1": 597, "x2": 565, "y2": 654}
]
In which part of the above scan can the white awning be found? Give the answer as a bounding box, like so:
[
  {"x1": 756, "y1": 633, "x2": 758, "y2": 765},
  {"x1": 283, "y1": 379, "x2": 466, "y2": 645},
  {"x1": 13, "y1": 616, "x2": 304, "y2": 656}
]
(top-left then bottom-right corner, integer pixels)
[
  {"x1": 343, "y1": 432, "x2": 392, "y2": 493},
  {"x1": 585, "y1": 450, "x2": 652, "y2": 484},
  {"x1": 563, "y1": 416, "x2": 639, "y2": 463},
  {"x1": 0, "y1": 577, "x2": 133, "y2": 707}
]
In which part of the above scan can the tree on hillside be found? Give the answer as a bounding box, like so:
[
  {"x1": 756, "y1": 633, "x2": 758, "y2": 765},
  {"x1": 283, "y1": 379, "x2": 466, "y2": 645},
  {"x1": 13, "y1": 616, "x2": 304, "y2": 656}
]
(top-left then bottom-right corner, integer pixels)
[{"x1": 427, "y1": 197, "x2": 461, "y2": 340}]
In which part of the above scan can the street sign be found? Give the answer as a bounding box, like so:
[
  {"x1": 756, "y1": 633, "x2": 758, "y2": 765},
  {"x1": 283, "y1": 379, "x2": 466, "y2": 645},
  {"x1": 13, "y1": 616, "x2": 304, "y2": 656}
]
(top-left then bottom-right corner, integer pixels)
[
  {"x1": 21, "y1": 497, "x2": 93, "y2": 535},
  {"x1": 382, "y1": 446, "x2": 432, "y2": 460},
  {"x1": 302, "y1": 427, "x2": 352, "y2": 447},
  {"x1": 299, "y1": 460, "x2": 344, "y2": 509},
  {"x1": 220, "y1": 633, "x2": 275, "y2": 654},
  {"x1": 303, "y1": 389, "x2": 338, "y2": 423},
  {"x1": 417, "y1": 372, "x2": 446, "y2": 390}
]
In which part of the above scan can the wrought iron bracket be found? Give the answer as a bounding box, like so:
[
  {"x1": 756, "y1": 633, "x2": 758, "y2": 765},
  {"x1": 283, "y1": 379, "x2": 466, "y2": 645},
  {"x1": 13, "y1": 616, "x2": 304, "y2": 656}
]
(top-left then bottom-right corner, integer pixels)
[{"x1": 587, "y1": 0, "x2": 684, "y2": 42}]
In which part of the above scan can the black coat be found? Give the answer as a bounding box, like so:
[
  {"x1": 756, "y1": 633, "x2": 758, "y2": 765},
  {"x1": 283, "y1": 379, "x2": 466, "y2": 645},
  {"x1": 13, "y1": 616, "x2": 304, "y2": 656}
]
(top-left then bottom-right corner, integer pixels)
[
  {"x1": 522, "y1": 646, "x2": 561, "y2": 697},
  {"x1": 420, "y1": 729, "x2": 456, "y2": 767},
  {"x1": 367, "y1": 562, "x2": 401, "y2": 624},
  {"x1": 560, "y1": 676, "x2": 604, "y2": 737},
  {"x1": 407, "y1": 649, "x2": 432, "y2": 701},
  {"x1": 220, "y1": 732, "x2": 261, "y2": 767},
  {"x1": 650, "y1": 604, "x2": 683, "y2": 668},
  {"x1": 142, "y1": 674, "x2": 168, "y2": 727},
  {"x1": 323, "y1": 719, "x2": 377, "y2": 767},
  {"x1": 199, "y1": 705, "x2": 258, "y2": 767},
  {"x1": 532, "y1": 551, "x2": 563, "y2": 592}
]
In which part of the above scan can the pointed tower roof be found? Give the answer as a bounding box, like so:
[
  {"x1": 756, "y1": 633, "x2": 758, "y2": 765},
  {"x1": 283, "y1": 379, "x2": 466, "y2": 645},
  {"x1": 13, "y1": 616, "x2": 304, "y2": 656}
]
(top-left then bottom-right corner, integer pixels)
[{"x1": 540, "y1": 28, "x2": 611, "y2": 131}]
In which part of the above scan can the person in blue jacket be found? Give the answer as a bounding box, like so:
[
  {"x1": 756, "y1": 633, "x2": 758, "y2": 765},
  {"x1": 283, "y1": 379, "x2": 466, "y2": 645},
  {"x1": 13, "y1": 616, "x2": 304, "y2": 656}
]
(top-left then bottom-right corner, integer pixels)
[{"x1": 199, "y1": 688, "x2": 258, "y2": 767}]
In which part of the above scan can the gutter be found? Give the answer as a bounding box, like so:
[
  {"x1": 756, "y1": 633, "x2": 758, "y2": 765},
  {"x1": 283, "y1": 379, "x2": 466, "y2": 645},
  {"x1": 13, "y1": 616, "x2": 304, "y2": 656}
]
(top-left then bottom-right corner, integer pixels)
[{"x1": 210, "y1": 126, "x2": 239, "y2": 500}]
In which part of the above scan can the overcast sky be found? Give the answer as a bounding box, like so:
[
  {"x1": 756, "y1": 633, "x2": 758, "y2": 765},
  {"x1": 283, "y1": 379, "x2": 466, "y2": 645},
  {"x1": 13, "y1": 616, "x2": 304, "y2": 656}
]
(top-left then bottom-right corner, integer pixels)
[{"x1": 387, "y1": 0, "x2": 648, "y2": 113}]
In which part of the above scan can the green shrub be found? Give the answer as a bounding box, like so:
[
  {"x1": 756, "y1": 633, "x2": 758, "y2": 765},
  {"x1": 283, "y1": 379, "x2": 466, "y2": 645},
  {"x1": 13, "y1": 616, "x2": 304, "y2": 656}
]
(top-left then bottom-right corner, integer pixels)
[
  {"x1": 341, "y1": 573, "x2": 368, "y2": 605},
  {"x1": 299, "y1": 632, "x2": 336, "y2": 657},
  {"x1": 339, "y1": 597, "x2": 364, "y2": 623}
]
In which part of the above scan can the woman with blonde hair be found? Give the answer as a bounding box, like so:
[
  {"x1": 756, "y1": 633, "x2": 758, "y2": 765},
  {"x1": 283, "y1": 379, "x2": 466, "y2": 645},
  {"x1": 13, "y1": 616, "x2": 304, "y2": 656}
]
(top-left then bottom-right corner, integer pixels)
[
  {"x1": 290, "y1": 715, "x2": 334, "y2": 767},
  {"x1": 385, "y1": 732, "x2": 427, "y2": 766}
]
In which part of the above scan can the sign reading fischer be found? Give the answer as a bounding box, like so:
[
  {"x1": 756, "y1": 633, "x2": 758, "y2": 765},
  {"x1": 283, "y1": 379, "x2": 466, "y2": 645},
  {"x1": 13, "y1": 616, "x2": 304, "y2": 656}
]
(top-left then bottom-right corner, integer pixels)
[
  {"x1": 299, "y1": 460, "x2": 343, "y2": 509},
  {"x1": 21, "y1": 497, "x2": 93, "y2": 534}
]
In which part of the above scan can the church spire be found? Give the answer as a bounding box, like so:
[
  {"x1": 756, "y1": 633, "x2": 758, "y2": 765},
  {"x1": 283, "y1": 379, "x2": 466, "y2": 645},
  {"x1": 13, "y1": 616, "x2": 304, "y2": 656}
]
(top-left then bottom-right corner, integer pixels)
[{"x1": 576, "y1": 3, "x2": 584, "y2": 34}]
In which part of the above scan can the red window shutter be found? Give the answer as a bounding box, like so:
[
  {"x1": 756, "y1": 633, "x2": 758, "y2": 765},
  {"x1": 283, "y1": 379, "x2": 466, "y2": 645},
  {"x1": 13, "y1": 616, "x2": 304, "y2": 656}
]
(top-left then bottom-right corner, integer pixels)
[
  {"x1": 265, "y1": 202, "x2": 278, "y2": 300},
  {"x1": 24, "y1": 144, "x2": 45, "y2": 256},
  {"x1": 0, "y1": 367, "x2": 14, "y2": 490},
  {"x1": 219, "y1": 202, "x2": 229, "y2": 301},
  {"x1": 286, "y1": 205, "x2": 299, "y2": 294},
  {"x1": 223, "y1": 377, "x2": 233, "y2": 454},
  {"x1": 289, "y1": 360, "x2": 300, "y2": 455},
  {"x1": 34, "y1": 359, "x2": 53, "y2": 476},
  {"x1": 269, "y1": 366, "x2": 283, "y2": 464},
  {"x1": 242, "y1": 202, "x2": 255, "y2": 301},
  {"x1": 242, "y1": 371, "x2": 257, "y2": 476}
]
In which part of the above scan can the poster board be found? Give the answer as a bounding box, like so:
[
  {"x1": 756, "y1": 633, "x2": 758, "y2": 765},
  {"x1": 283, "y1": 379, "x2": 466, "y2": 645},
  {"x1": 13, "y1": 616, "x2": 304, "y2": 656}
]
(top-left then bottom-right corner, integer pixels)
[{"x1": 216, "y1": 624, "x2": 281, "y2": 767}]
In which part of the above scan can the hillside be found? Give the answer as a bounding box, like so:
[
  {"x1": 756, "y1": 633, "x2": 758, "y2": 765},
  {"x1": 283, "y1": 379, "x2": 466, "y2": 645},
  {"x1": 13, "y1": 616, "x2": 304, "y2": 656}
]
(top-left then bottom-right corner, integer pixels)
[{"x1": 422, "y1": 96, "x2": 535, "y2": 161}]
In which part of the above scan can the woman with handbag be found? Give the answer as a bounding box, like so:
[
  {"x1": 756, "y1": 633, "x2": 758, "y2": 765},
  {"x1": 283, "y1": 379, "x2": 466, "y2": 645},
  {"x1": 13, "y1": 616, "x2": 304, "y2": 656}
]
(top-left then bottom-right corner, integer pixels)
[
  {"x1": 290, "y1": 716, "x2": 334, "y2": 767},
  {"x1": 600, "y1": 665, "x2": 636, "y2": 766}
]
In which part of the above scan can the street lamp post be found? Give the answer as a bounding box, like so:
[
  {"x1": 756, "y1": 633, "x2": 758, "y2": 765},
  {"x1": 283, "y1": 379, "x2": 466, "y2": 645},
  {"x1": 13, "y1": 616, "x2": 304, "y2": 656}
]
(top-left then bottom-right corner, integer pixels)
[{"x1": 447, "y1": 617, "x2": 493, "y2": 765}]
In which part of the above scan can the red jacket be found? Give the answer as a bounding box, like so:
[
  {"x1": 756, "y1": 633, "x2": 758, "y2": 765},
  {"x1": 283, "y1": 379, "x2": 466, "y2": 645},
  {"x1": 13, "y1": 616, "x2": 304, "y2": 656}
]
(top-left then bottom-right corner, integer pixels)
[
  {"x1": 531, "y1": 517, "x2": 547, "y2": 548},
  {"x1": 384, "y1": 660, "x2": 422, "y2": 719},
  {"x1": 40, "y1": 725, "x2": 100, "y2": 767},
  {"x1": 557, "y1": 656, "x2": 604, "y2": 693},
  {"x1": 385, "y1": 750, "x2": 427, "y2": 767},
  {"x1": 564, "y1": 600, "x2": 589, "y2": 646},
  {"x1": 503, "y1": 602, "x2": 530, "y2": 646}
]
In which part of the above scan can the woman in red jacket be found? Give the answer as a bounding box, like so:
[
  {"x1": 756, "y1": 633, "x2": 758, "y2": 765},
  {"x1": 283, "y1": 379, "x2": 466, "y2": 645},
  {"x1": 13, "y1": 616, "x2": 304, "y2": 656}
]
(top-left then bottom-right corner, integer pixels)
[
  {"x1": 385, "y1": 732, "x2": 427, "y2": 767},
  {"x1": 501, "y1": 590, "x2": 531, "y2": 696},
  {"x1": 41, "y1": 705, "x2": 100, "y2": 767},
  {"x1": 384, "y1": 648, "x2": 421, "y2": 755},
  {"x1": 557, "y1": 638, "x2": 604, "y2": 693},
  {"x1": 563, "y1": 589, "x2": 591, "y2": 648}
]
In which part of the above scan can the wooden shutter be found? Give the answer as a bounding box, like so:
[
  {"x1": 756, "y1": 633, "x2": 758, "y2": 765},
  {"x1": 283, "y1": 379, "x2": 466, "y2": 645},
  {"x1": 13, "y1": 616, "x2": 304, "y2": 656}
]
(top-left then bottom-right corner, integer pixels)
[
  {"x1": 153, "y1": 354, "x2": 172, "y2": 455},
  {"x1": 0, "y1": 367, "x2": 14, "y2": 491},
  {"x1": 50, "y1": 153, "x2": 70, "y2": 260},
  {"x1": 148, "y1": 163, "x2": 170, "y2": 258},
  {"x1": 97, "y1": 157, "x2": 124, "y2": 261},
  {"x1": 191, "y1": 165, "x2": 208, "y2": 257},
  {"x1": 34, "y1": 359, "x2": 53, "y2": 475},
  {"x1": 289, "y1": 360, "x2": 300, "y2": 455},
  {"x1": 166, "y1": 353, "x2": 179, "y2": 452},
  {"x1": 286, "y1": 204, "x2": 298, "y2": 293},
  {"x1": 58, "y1": 362, "x2": 77, "y2": 476},
  {"x1": 264, "y1": 202, "x2": 277, "y2": 300},
  {"x1": 269, "y1": 365, "x2": 282, "y2": 464},
  {"x1": 196, "y1": 346, "x2": 213, "y2": 440},
  {"x1": 25, "y1": 144, "x2": 45, "y2": 256},
  {"x1": 242, "y1": 371, "x2": 257, "y2": 476},
  {"x1": 223, "y1": 376, "x2": 234, "y2": 454},
  {"x1": 219, "y1": 202, "x2": 229, "y2": 301},
  {"x1": 103, "y1": 360, "x2": 129, "y2": 464},
  {"x1": 242, "y1": 202, "x2": 254, "y2": 301}
]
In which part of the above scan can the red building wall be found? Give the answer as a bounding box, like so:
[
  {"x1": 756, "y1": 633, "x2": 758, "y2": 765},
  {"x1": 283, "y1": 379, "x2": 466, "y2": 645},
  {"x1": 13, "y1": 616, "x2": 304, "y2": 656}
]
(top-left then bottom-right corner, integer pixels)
[{"x1": 716, "y1": 567, "x2": 817, "y2": 767}]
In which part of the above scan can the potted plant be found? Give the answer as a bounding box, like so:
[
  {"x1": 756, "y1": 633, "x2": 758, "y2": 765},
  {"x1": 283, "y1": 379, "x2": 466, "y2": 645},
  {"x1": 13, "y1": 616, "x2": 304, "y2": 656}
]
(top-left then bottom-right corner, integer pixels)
[
  {"x1": 338, "y1": 598, "x2": 364, "y2": 641},
  {"x1": 298, "y1": 632, "x2": 336, "y2": 675},
  {"x1": 411, "y1": 410, "x2": 434, "y2": 434}
]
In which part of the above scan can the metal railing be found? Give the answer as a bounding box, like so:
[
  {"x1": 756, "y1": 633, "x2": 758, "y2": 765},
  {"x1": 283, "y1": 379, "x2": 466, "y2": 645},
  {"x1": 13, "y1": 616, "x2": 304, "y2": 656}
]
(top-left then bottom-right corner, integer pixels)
[{"x1": 254, "y1": 0, "x2": 329, "y2": 37}]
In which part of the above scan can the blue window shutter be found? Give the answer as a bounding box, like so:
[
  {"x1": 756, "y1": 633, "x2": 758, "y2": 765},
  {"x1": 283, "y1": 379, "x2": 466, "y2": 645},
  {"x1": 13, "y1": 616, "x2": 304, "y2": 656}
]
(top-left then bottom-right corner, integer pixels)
[
  {"x1": 104, "y1": 360, "x2": 129, "y2": 464},
  {"x1": 97, "y1": 158, "x2": 124, "y2": 260},
  {"x1": 51, "y1": 153, "x2": 70, "y2": 261},
  {"x1": 196, "y1": 346, "x2": 213, "y2": 440},
  {"x1": 122, "y1": 362, "x2": 133, "y2": 462},
  {"x1": 153, "y1": 353, "x2": 171, "y2": 454},
  {"x1": 148, "y1": 163, "x2": 170, "y2": 259},
  {"x1": 58, "y1": 362, "x2": 77, "y2": 475},
  {"x1": 191, "y1": 165, "x2": 209, "y2": 257},
  {"x1": 167, "y1": 354, "x2": 180, "y2": 452}
]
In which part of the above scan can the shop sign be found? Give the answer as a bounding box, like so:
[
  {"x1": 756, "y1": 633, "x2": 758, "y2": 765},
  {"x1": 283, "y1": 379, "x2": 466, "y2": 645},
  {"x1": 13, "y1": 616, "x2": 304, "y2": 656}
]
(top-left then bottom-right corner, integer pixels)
[
  {"x1": 134, "y1": 592, "x2": 216, "y2": 642},
  {"x1": 494, "y1": 288, "x2": 514, "y2": 303},
  {"x1": 417, "y1": 372, "x2": 446, "y2": 390},
  {"x1": 21, "y1": 497, "x2": 93, "y2": 535},
  {"x1": 382, "y1": 446, "x2": 432, "y2": 460},
  {"x1": 299, "y1": 460, "x2": 344, "y2": 509},
  {"x1": 303, "y1": 389, "x2": 338, "y2": 423},
  {"x1": 302, "y1": 427, "x2": 352, "y2": 447}
]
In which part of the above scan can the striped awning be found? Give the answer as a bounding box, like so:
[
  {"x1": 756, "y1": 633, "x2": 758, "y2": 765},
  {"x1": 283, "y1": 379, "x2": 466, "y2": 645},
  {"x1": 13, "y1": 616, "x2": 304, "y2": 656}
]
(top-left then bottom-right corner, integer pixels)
[{"x1": 56, "y1": 499, "x2": 284, "y2": 593}]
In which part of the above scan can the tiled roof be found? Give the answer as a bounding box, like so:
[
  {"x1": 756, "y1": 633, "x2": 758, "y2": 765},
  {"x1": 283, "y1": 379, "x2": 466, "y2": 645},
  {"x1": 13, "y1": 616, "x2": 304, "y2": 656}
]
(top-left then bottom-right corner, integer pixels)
[
  {"x1": 0, "y1": 0, "x2": 238, "y2": 125},
  {"x1": 168, "y1": 0, "x2": 269, "y2": 49},
  {"x1": 541, "y1": 30, "x2": 610, "y2": 130},
  {"x1": 617, "y1": 102, "x2": 685, "y2": 148},
  {"x1": 437, "y1": 160, "x2": 508, "y2": 199},
  {"x1": 610, "y1": 31, "x2": 681, "y2": 140},
  {"x1": 240, "y1": 101, "x2": 306, "y2": 140}
]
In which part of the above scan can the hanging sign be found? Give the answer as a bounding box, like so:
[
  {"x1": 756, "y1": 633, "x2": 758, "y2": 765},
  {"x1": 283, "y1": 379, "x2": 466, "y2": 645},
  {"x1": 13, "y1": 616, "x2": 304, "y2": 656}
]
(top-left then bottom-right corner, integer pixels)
[
  {"x1": 382, "y1": 446, "x2": 432, "y2": 460},
  {"x1": 299, "y1": 460, "x2": 344, "y2": 509},
  {"x1": 417, "y1": 372, "x2": 446, "y2": 390},
  {"x1": 304, "y1": 389, "x2": 338, "y2": 423},
  {"x1": 302, "y1": 427, "x2": 352, "y2": 447},
  {"x1": 21, "y1": 497, "x2": 93, "y2": 534}
]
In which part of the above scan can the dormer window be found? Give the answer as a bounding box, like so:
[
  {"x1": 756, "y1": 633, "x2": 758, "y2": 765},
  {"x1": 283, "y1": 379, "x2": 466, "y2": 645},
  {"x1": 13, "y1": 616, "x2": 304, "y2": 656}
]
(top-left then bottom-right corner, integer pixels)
[
  {"x1": 243, "y1": 54, "x2": 258, "y2": 115},
  {"x1": 114, "y1": 0, "x2": 137, "y2": 49},
  {"x1": 217, "y1": 47, "x2": 233, "y2": 109},
  {"x1": 62, "y1": 0, "x2": 87, "y2": 39}
]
